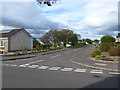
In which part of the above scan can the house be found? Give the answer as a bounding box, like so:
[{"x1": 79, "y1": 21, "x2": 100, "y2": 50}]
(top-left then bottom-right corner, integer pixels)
[
  {"x1": 116, "y1": 37, "x2": 120, "y2": 42},
  {"x1": 0, "y1": 28, "x2": 33, "y2": 53}
]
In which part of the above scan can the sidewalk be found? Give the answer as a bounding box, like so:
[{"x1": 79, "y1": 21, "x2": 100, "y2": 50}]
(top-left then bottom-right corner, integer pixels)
[
  {"x1": 0, "y1": 48, "x2": 68, "y2": 61},
  {"x1": 1, "y1": 54, "x2": 36, "y2": 61},
  {"x1": 71, "y1": 57, "x2": 119, "y2": 72}
]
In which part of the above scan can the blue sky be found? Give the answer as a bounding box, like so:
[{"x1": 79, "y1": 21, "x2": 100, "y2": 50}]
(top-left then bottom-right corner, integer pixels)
[{"x1": 0, "y1": 0, "x2": 119, "y2": 40}]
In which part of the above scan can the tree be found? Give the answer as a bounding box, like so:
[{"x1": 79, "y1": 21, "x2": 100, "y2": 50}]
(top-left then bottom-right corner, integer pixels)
[
  {"x1": 85, "y1": 38, "x2": 93, "y2": 44},
  {"x1": 33, "y1": 38, "x2": 40, "y2": 48},
  {"x1": 116, "y1": 33, "x2": 120, "y2": 38},
  {"x1": 93, "y1": 39, "x2": 100, "y2": 43},
  {"x1": 40, "y1": 29, "x2": 79, "y2": 47},
  {"x1": 101, "y1": 35, "x2": 115, "y2": 43}
]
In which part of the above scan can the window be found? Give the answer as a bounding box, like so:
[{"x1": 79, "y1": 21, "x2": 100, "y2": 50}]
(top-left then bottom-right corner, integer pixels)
[{"x1": 0, "y1": 40, "x2": 5, "y2": 47}]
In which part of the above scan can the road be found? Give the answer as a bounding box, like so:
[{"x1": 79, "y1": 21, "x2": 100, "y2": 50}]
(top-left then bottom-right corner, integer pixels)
[{"x1": 1, "y1": 45, "x2": 119, "y2": 88}]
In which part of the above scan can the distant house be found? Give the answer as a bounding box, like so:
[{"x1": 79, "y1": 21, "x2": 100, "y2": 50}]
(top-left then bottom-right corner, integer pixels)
[
  {"x1": 0, "y1": 28, "x2": 33, "y2": 52},
  {"x1": 116, "y1": 37, "x2": 120, "y2": 42}
]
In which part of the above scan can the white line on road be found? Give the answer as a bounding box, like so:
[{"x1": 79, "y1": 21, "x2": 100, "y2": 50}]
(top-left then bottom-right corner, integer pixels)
[
  {"x1": 2, "y1": 64, "x2": 10, "y2": 66},
  {"x1": 61, "y1": 68, "x2": 73, "y2": 71},
  {"x1": 49, "y1": 67, "x2": 61, "y2": 70},
  {"x1": 10, "y1": 64, "x2": 17, "y2": 67},
  {"x1": 22, "y1": 60, "x2": 44, "y2": 65},
  {"x1": 28, "y1": 65, "x2": 39, "y2": 68},
  {"x1": 19, "y1": 65, "x2": 27, "y2": 67},
  {"x1": 38, "y1": 66, "x2": 49, "y2": 69},
  {"x1": 65, "y1": 51, "x2": 72, "y2": 54},
  {"x1": 108, "y1": 72, "x2": 120, "y2": 75},
  {"x1": 90, "y1": 69, "x2": 103, "y2": 74},
  {"x1": 50, "y1": 54, "x2": 61, "y2": 59},
  {"x1": 94, "y1": 63, "x2": 107, "y2": 66},
  {"x1": 74, "y1": 69, "x2": 87, "y2": 73},
  {"x1": 73, "y1": 49, "x2": 78, "y2": 52}
]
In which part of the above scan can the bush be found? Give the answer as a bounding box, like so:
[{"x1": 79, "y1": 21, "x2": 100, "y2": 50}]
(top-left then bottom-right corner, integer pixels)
[
  {"x1": 14, "y1": 51, "x2": 20, "y2": 55},
  {"x1": 90, "y1": 48, "x2": 101, "y2": 57},
  {"x1": 100, "y1": 42, "x2": 114, "y2": 52},
  {"x1": 50, "y1": 47, "x2": 56, "y2": 50},
  {"x1": 95, "y1": 55, "x2": 101, "y2": 60},
  {"x1": 109, "y1": 47, "x2": 120, "y2": 56}
]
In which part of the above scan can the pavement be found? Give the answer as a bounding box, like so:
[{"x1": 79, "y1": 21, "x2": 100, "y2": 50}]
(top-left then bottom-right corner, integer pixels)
[
  {"x1": 0, "y1": 48, "x2": 67, "y2": 61},
  {"x1": 1, "y1": 45, "x2": 119, "y2": 88}
]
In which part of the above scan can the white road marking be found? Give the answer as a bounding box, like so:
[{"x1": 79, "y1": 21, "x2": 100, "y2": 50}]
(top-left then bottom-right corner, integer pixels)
[
  {"x1": 74, "y1": 69, "x2": 87, "y2": 72},
  {"x1": 50, "y1": 54, "x2": 61, "y2": 59},
  {"x1": 61, "y1": 68, "x2": 73, "y2": 71},
  {"x1": 94, "y1": 63, "x2": 107, "y2": 66},
  {"x1": 90, "y1": 69, "x2": 103, "y2": 74},
  {"x1": 65, "y1": 51, "x2": 72, "y2": 54},
  {"x1": 51, "y1": 55, "x2": 57, "y2": 59},
  {"x1": 2, "y1": 64, "x2": 10, "y2": 66},
  {"x1": 22, "y1": 60, "x2": 43, "y2": 65},
  {"x1": 28, "y1": 65, "x2": 39, "y2": 68},
  {"x1": 73, "y1": 49, "x2": 78, "y2": 51},
  {"x1": 10, "y1": 64, "x2": 17, "y2": 67},
  {"x1": 49, "y1": 67, "x2": 61, "y2": 70},
  {"x1": 19, "y1": 65, "x2": 27, "y2": 67},
  {"x1": 38, "y1": 66, "x2": 48, "y2": 69},
  {"x1": 109, "y1": 72, "x2": 120, "y2": 75}
]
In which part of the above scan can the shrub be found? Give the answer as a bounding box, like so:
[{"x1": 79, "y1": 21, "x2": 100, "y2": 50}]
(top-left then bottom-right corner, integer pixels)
[
  {"x1": 90, "y1": 48, "x2": 101, "y2": 57},
  {"x1": 100, "y1": 42, "x2": 114, "y2": 52},
  {"x1": 101, "y1": 35, "x2": 115, "y2": 43},
  {"x1": 14, "y1": 51, "x2": 20, "y2": 55},
  {"x1": 50, "y1": 47, "x2": 56, "y2": 50},
  {"x1": 95, "y1": 55, "x2": 101, "y2": 60},
  {"x1": 109, "y1": 47, "x2": 120, "y2": 56}
]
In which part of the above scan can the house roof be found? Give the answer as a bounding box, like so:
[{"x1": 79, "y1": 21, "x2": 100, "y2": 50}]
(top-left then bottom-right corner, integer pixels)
[{"x1": 0, "y1": 28, "x2": 32, "y2": 38}]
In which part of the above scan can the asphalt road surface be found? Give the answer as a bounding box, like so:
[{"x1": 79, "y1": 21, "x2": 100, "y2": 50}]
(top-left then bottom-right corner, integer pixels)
[{"x1": 1, "y1": 45, "x2": 119, "y2": 88}]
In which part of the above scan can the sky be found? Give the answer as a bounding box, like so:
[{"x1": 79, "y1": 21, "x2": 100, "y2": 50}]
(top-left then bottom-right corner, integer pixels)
[{"x1": 0, "y1": 0, "x2": 119, "y2": 40}]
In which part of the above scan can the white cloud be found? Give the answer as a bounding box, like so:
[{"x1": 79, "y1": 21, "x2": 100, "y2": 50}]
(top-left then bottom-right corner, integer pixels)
[{"x1": 0, "y1": 0, "x2": 119, "y2": 39}]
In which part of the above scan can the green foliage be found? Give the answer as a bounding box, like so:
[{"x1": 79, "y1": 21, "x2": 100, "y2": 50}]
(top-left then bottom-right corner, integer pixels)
[
  {"x1": 40, "y1": 29, "x2": 79, "y2": 47},
  {"x1": 90, "y1": 48, "x2": 101, "y2": 57},
  {"x1": 116, "y1": 33, "x2": 120, "y2": 38},
  {"x1": 93, "y1": 39, "x2": 100, "y2": 43},
  {"x1": 100, "y1": 42, "x2": 114, "y2": 52},
  {"x1": 14, "y1": 51, "x2": 20, "y2": 55},
  {"x1": 33, "y1": 38, "x2": 40, "y2": 47},
  {"x1": 95, "y1": 55, "x2": 101, "y2": 60},
  {"x1": 101, "y1": 35, "x2": 115, "y2": 43},
  {"x1": 85, "y1": 38, "x2": 93, "y2": 44},
  {"x1": 109, "y1": 46, "x2": 120, "y2": 56},
  {"x1": 50, "y1": 47, "x2": 56, "y2": 50}
]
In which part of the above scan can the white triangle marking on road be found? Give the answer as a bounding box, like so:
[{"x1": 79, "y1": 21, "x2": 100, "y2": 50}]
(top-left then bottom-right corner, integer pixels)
[
  {"x1": 74, "y1": 69, "x2": 87, "y2": 72},
  {"x1": 90, "y1": 69, "x2": 103, "y2": 74}
]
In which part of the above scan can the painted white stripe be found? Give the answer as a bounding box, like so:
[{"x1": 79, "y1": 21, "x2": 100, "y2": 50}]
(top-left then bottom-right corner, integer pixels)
[
  {"x1": 28, "y1": 66, "x2": 37, "y2": 68},
  {"x1": 65, "y1": 51, "x2": 72, "y2": 54},
  {"x1": 94, "y1": 63, "x2": 107, "y2": 66},
  {"x1": 19, "y1": 65, "x2": 27, "y2": 67},
  {"x1": 90, "y1": 69, "x2": 103, "y2": 74},
  {"x1": 74, "y1": 69, "x2": 87, "y2": 72},
  {"x1": 73, "y1": 49, "x2": 77, "y2": 51},
  {"x1": 109, "y1": 72, "x2": 120, "y2": 75},
  {"x1": 28, "y1": 65, "x2": 39, "y2": 68},
  {"x1": 10, "y1": 64, "x2": 17, "y2": 67},
  {"x1": 2, "y1": 64, "x2": 10, "y2": 66},
  {"x1": 51, "y1": 55, "x2": 57, "y2": 58},
  {"x1": 49, "y1": 67, "x2": 61, "y2": 70},
  {"x1": 61, "y1": 68, "x2": 73, "y2": 71},
  {"x1": 24, "y1": 60, "x2": 43, "y2": 65},
  {"x1": 38, "y1": 66, "x2": 48, "y2": 69}
]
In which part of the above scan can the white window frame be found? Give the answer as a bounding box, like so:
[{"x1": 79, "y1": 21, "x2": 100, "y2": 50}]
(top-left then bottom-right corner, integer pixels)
[{"x1": 0, "y1": 40, "x2": 5, "y2": 47}]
